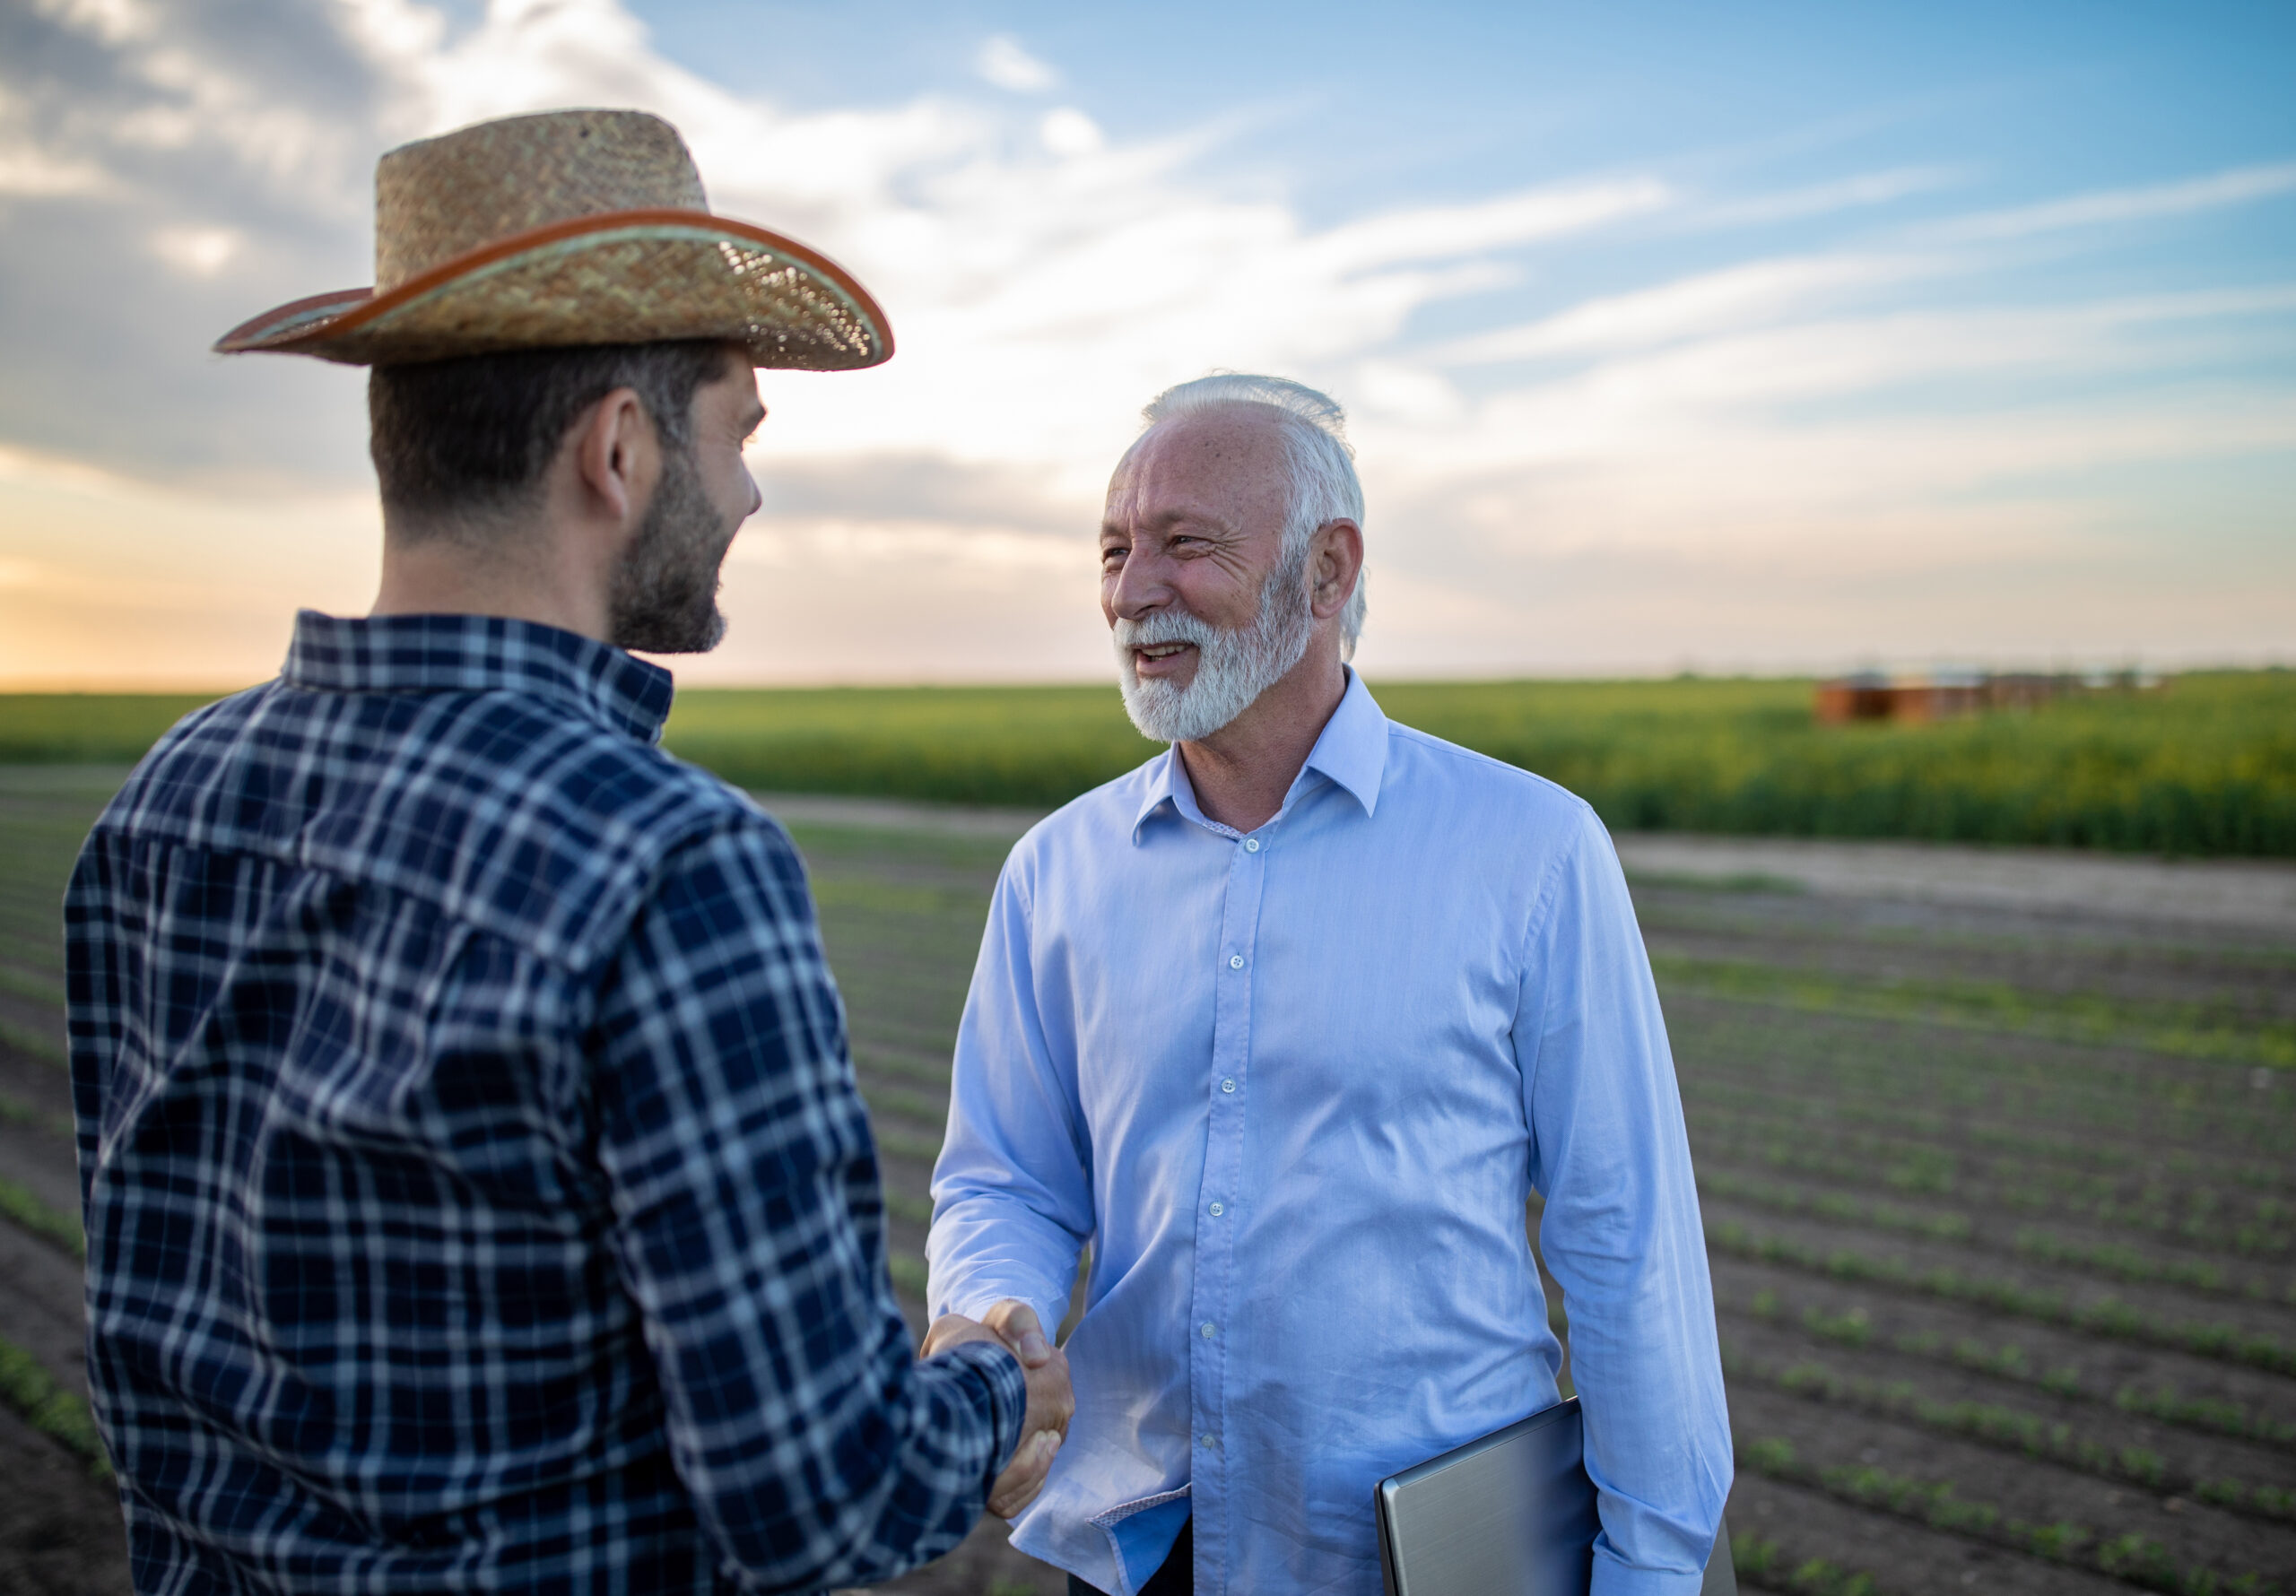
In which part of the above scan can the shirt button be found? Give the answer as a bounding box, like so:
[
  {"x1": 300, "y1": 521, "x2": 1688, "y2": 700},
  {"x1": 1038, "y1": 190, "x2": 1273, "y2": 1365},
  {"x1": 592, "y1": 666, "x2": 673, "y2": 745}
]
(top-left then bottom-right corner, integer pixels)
[
  {"x1": 1221, "y1": 1078, "x2": 1236, "y2": 1093},
  {"x1": 1244, "y1": 837, "x2": 1260, "y2": 853},
  {"x1": 1228, "y1": 953, "x2": 1245, "y2": 969},
  {"x1": 1202, "y1": 1433, "x2": 1218, "y2": 1448},
  {"x1": 1201, "y1": 1322, "x2": 1217, "y2": 1339},
  {"x1": 1208, "y1": 1201, "x2": 1225, "y2": 1217}
]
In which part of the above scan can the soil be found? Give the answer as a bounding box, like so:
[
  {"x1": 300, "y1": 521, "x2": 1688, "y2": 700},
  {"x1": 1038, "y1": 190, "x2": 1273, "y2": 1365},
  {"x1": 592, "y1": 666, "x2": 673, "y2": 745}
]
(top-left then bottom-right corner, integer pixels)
[{"x1": 4, "y1": 771, "x2": 2292, "y2": 1593}]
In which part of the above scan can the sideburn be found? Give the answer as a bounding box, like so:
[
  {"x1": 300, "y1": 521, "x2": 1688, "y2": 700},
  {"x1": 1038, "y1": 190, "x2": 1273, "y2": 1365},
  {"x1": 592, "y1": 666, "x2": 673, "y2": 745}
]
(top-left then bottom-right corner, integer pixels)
[{"x1": 607, "y1": 444, "x2": 729, "y2": 655}]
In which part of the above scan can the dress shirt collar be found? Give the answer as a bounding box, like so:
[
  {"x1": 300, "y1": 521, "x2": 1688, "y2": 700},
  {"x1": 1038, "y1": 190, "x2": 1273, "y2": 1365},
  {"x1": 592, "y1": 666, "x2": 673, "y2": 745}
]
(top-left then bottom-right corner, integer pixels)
[
  {"x1": 282, "y1": 609, "x2": 675, "y2": 745},
  {"x1": 1131, "y1": 666, "x2": 1388, "y2": 842}
]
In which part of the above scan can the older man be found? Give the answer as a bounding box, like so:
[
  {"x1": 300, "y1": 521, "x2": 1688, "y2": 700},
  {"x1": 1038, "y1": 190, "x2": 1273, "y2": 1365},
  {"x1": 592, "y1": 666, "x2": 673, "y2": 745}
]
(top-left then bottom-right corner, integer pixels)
[
  {"x1": 925, "y1": 374, "x2": 1729, "y2": 1595},
  {"x1": 67, "y1": 109, "x2": 1066, "y2": 1593}
]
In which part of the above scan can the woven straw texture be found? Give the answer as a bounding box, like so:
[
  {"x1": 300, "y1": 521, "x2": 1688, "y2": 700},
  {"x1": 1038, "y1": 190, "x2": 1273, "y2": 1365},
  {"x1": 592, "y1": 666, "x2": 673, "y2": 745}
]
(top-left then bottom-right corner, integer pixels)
[
  {"x1": 218, "y1": 108, "x2": 890, "y2": 370},
  {"x1": 377, "y1": 109, "x2": 708, "y2": 289}
]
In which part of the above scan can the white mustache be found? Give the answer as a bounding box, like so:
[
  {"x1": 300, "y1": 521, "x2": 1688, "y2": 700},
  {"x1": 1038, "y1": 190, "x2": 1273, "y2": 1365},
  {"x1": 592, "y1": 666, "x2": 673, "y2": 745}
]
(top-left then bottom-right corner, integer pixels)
[{"x1": 1113, "y1": 608, "x2": 1224, "y2": 651}]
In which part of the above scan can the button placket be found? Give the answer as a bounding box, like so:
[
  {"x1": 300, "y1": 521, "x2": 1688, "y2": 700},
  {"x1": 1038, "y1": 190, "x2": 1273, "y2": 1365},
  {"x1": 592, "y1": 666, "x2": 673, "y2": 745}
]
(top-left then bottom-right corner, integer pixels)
[{"x1": 1187, "y1": 825, "x2": 1269, "y2": 1590}]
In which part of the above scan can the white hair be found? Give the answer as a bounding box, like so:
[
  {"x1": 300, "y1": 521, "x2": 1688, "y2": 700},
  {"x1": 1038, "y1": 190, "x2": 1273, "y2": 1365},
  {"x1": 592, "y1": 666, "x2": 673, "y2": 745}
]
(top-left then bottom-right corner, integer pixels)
[{"x1": 1135, "y1": 372, "x2": 1368, "y2": 658}]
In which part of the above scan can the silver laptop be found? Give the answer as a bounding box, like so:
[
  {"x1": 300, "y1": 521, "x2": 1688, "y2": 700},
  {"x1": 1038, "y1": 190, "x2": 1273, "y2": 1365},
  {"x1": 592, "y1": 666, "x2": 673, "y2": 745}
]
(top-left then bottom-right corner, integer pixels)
[{"x1": 1374, "y1": 1397, "x2": 1735, "y2": 1596}]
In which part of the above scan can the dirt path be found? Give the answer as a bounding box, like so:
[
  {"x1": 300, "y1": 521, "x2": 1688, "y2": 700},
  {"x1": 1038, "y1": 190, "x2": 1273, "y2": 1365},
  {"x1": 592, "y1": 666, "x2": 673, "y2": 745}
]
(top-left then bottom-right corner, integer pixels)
[
  {"x1": 752, "y1": 791, "x2": 2296, "y2": 935},
  {"x1": 1617, "y1": 833, "x2": 2296, "y2": 936}
]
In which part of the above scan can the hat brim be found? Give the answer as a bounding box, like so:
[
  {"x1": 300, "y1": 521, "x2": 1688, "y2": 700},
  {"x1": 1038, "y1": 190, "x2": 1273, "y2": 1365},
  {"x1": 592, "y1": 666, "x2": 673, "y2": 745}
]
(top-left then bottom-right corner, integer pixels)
[{"x1": 215, "y1": 209, "x2": 892, "y2": 369}]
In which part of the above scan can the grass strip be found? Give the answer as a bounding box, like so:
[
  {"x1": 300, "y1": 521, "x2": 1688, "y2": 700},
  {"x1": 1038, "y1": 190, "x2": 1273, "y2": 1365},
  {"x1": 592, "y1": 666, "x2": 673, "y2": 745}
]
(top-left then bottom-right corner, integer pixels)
[
  {"x1": 1657, "y1": 956, "x2": 2296, "y2": 1071},
  {"x1": 1708, "y1": 1221, "x2": 2296, "y2": 1377},
  {"x1": 12, "y1": 672, "x2": 2295, "y2": 855},
  {"x1": 1735, "y1": 1436, "x2": 2278, "y2": 1596},
  {"x1": 0, "y1": 1175, "x2": 83, "y2": 1257},
  {"x1": 0, "y1": 1337, "x2": 109, "y2": 1481}
]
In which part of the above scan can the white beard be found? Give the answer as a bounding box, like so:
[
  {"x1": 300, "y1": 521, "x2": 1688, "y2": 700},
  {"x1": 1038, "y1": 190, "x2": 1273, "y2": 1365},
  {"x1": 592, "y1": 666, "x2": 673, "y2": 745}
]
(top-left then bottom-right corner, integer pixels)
[{"x1": 1114, "y1": 546, "x2": 1315, "y2": 743}]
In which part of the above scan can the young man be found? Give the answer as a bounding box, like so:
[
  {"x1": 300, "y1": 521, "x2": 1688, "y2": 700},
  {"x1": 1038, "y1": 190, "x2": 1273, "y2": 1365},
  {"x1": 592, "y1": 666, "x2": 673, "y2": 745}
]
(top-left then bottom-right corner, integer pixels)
[
  {"x1": 67, "y1": 109, "x2": 1067, "y2": 1593},
  {"x1": 926, "y1": 375, "x2": 1730, "y2": 1595}
]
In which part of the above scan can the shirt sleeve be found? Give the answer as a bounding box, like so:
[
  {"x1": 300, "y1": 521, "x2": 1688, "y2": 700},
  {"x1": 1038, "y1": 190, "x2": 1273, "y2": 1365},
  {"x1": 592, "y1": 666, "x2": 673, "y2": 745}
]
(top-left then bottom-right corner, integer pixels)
[
  {"x1": 926, "y1": 849, "x2": 1095, "y2": 1340},
  {"x1": 1515, "y1": 804, "x2": 1733, "y2": 1596},
  {"x1": 590, "y1": 814, "x2": 1029, "y2": 1593}
]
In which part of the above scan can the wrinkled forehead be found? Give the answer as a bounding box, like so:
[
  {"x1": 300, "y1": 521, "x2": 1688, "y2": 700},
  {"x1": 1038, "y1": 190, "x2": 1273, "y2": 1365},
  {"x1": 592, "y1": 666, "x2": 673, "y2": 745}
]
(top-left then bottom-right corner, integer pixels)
[{"x1": 1106, "y1": 408, "x2": 1291, "y2": 519}]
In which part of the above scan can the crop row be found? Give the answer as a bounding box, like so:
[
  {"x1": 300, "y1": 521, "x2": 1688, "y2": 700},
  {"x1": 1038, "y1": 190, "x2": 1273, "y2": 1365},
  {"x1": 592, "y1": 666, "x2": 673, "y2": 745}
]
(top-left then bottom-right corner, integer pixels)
[
  {"x1": 0, "y1": 1336, "x2": 108, "y2": 1481},
  {"x1": 1739, "y1": 1288, "x2": 2296, "y2": 1454},
  {"x1": 1687, "y1": 1063, "x2": 2292, "y2": 1167},
  {"x1": 1682, "y1": 1080, "x2": 2176, "y2": 1174},
  {"x1": 1724, "y1": 1348, "x2": 2295, "y2": 1527},
  {"x1": 1692, "y1": 1116, "x2": 2294, "y2": 1258},
  {"x1": 1674, "y1": 1002, "x2": 2292, "y2": 1122},
  {"x1": 1684, "y1": 1082, "x2": 2294, "y2": 1193},
  {"x1": 1707, "y1": 1221, "x2": 2296, "y2": 1378},
  {"x1": 1700, "y1": 1168, "x2": 2294, "y2": 1303},
  {"x1": 2014, "y1": 1229, "x2": 2292, "y2": 1304},
  {"x1": 1682, "y1": 1050, "x2": 2296, "y2": 1169},
  {"x1": 1735, "y1": 1436, "x2": 2279, "y2": 1596},
  {"x1": 1657, "y1": 956, "x2": 2296, "y2": 1075},
  {"x1": 1726, "y1": 1534, "x2": 1882, "y2": 1596}
]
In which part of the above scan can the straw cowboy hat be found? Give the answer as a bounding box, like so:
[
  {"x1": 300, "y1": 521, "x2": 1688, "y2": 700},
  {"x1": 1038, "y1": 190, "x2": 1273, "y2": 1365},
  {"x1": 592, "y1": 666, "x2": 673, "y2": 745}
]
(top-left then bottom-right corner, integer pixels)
[{"x1": 216, "y1": 108, "x2": 891, "y2": 369}]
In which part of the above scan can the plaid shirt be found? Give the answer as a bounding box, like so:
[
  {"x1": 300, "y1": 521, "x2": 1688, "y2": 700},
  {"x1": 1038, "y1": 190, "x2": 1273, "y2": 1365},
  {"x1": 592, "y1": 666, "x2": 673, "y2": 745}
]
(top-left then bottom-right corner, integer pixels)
[{"x1": 66, "y1": 611, "x2": 1025, "y2": 1595}]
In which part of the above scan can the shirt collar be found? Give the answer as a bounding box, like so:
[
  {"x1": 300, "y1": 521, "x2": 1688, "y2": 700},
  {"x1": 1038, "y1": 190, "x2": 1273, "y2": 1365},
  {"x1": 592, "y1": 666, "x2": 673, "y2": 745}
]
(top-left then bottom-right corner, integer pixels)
[
  {"x1": 1301, "y1": 667, "x2": 1388, "y2": 817},
  {"x1": 281, "y1": 610, "x2": 676, "y2": 745},
  {"x1": 1131, "y1": 667, "x2": 1389, "y2": 842}
]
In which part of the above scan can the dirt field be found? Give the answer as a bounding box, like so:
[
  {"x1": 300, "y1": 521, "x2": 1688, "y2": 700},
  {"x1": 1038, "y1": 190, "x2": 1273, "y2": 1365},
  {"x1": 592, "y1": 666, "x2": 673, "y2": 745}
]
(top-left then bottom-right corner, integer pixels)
[{"x1": 4, "y1": 768, "x2": 2292, "y2": 1594}]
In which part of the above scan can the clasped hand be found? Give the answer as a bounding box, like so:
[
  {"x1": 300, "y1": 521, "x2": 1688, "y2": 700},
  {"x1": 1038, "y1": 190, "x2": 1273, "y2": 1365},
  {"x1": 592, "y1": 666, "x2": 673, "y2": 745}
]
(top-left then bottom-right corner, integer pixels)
[{"x1": 923, "y1": 1300, "x2": 1074, "y2": 1519}]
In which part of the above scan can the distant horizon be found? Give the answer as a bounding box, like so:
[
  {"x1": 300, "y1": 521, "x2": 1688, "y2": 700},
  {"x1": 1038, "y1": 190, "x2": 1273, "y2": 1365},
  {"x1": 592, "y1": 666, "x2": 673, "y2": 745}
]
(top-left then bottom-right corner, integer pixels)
[{"x1": 3, "y1": 656, "x2": 2284, "y2": 699}]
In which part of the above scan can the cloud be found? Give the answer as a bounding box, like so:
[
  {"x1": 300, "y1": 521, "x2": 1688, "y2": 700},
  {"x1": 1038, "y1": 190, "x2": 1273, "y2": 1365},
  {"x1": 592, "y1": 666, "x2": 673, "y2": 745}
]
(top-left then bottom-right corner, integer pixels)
[
  {"x1": 150, "y1": 222, "x2": 241, "y2": 275},
  {"x1": 1934, "y1": 160, "x2": 2296, "y2": 242},
  {"x1": 1039, "y1": 108, "x2": 1103, "y2": 159},
  {"x1": 1689, "y1": 166, "x2": 1961, "y2": 229},
  {"x1": 0, "y1": 0, "x2": 2291, "y2": 684},
  {"x1": 976, "y1": 35, "x2": 1058, "y2": 94},
  {"x1": 1431, "y1": 252, "x2": 1951, "y2": 363}
]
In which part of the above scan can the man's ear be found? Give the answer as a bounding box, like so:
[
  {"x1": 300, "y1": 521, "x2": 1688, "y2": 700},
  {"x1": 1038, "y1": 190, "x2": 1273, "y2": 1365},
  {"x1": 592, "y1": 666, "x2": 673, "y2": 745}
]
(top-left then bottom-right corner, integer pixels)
[
  {"x1": 1309, "y1": 518, "x2": 1365, "y2": 620},
  {"x1": 570, "y1": 386, "x2": 660, "y2": 528}
]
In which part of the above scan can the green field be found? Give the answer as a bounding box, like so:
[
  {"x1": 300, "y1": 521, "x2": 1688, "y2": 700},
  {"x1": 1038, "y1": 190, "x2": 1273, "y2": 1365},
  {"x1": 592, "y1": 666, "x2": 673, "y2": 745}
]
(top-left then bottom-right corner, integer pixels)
[{"x1": 3, "y1": 669, "x2": 2291, "y2": 854}]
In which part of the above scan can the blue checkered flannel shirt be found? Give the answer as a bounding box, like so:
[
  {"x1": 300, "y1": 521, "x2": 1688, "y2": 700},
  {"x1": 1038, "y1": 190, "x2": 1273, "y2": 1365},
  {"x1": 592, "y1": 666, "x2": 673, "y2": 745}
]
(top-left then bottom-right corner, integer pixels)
[{"x1": 65, "y1": 611, "x2": 1027, "y2": 1594}]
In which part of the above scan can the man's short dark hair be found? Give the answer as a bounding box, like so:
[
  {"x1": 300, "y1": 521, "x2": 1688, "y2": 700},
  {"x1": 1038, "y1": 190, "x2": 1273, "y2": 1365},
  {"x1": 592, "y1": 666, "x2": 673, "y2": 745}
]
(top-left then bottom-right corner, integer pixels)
[{"x1": 370, "y1": 341, "x2": 732, "y2": 532}]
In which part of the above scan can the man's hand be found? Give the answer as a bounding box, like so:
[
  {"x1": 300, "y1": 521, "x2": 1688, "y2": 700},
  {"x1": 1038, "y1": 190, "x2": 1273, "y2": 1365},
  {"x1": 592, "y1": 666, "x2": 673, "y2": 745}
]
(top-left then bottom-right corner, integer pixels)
[{"x1": 924, "y1": 1302, "x2": 1074, "y2": 1519}]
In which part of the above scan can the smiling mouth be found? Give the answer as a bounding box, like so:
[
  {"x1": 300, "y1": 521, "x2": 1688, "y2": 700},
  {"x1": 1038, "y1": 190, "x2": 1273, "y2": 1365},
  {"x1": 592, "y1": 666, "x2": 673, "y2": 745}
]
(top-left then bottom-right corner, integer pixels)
[{"x1": 1135, "y1": 643, "x2": 1196, "y2": 663}]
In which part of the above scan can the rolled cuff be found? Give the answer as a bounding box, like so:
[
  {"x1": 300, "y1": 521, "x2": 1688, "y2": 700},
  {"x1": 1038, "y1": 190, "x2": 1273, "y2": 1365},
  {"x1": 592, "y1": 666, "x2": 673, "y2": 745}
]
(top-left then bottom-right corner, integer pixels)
[{"x1": 1591, "y1": 1544, "x2": 1716, "y2": 1596}]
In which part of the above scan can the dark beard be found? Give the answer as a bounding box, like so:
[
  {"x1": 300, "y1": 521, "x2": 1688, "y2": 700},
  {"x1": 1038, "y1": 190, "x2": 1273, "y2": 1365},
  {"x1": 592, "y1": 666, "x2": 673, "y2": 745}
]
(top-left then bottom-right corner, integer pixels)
[{"x1": 608, "y1": 445, "x2": 732, "y2": 655}]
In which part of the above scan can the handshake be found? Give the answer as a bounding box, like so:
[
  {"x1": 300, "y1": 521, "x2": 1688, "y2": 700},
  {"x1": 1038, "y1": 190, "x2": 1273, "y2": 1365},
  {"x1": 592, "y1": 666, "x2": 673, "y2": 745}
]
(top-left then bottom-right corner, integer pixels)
[{"x1": 925, "y1": 1300, "x2": 1077, "y2": 1519}]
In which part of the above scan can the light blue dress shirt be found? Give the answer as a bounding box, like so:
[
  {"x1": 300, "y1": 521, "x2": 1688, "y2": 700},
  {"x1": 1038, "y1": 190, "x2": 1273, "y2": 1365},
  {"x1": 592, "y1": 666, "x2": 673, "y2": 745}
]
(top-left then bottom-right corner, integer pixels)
[{"x1": 927, "y1": 672, "x2": 1730, "y2": 1596}]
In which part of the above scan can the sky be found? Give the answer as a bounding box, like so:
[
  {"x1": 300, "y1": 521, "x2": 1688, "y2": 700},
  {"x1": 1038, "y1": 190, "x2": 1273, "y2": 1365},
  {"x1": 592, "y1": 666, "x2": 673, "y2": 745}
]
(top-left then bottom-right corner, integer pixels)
[{"x1": 1, "y1": 0, "x2": 2291, "y2": 689}]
